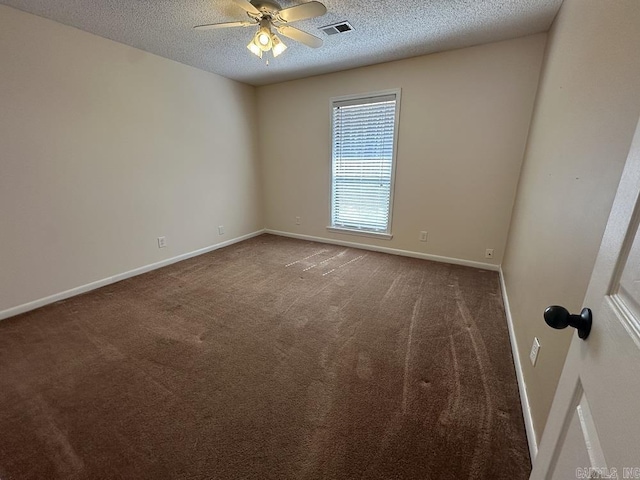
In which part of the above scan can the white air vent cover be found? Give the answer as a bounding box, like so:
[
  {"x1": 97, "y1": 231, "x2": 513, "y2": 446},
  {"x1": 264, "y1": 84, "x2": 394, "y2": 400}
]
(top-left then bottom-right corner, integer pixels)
[{"x1": 319, "y1": 21, "x2": 354, "y2": 36}]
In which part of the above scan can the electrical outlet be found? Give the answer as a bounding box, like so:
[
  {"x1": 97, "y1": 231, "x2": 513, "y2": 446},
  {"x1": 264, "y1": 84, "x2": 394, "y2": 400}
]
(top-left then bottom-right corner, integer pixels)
[
  {"x1": 530, "y1": 337, "x2": 541, "y2": 366},
  {"x1": 485, "y1": 248, "x2": 494, "y2": 259},
  {"x1": 218, "y1": 225, "x2": 224, "y2": 235},
  {"x1": 419, "y1": 231, "x2": 428, "y2": 242},
  {"x1": 295, "y1": 216, "x2": 301, "y2": 225},
  {"x1": 157, "y1": 236, "x2": 166, "y2": 248}
]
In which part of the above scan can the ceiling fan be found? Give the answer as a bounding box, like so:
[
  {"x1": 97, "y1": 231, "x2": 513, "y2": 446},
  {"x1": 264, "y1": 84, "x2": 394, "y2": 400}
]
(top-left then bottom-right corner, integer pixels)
[{"x1": 194, "y1": 0, "x2": 327, "y2": 59}]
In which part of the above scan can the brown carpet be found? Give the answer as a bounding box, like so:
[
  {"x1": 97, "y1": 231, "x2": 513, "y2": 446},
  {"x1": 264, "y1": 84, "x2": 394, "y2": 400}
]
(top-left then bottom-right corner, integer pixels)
[{"x1": 0, "y1": 234, "x2": 530, "y2": 479}]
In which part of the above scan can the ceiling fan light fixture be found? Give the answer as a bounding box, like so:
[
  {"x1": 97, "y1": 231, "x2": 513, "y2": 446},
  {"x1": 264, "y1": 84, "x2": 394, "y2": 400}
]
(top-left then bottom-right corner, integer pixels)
[
  {"x1": 271, "y1": 34, "x2": 287, "y2": 57},
  {"x1": 254, "y1": 20, "x2": 273, "y2": 52},
  {"x1": 247, "y1": 40, "x2": 263, "y2": 58},
  {"x1": 258, "y1": 31, "x2": 271, "y2": 47},
  {"x1": 196, "y1": 0, "x2": 327, "y2": 60}
]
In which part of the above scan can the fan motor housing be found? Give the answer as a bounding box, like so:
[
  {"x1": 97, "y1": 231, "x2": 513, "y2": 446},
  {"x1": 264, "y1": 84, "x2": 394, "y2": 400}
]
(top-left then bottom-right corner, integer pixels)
[{"x1": 251, "y1": 1, "x2": 281, "y2": 16}]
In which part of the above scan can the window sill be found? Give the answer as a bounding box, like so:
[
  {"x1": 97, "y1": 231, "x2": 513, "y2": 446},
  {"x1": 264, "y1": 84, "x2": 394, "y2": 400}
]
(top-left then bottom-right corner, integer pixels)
[{"x1": 326, "y1": 226, "x2": 393, "y2": 240}]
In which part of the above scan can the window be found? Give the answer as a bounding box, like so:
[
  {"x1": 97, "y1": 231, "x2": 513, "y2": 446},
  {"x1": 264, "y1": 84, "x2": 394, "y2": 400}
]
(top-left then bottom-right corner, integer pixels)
[{"x1": 328, "y1": 90, "x2": 400, "y2": 239}]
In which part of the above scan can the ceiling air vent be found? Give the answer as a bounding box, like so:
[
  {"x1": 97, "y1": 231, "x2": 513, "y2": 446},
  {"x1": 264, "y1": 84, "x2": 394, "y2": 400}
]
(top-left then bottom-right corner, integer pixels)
[{"x1": 319, "y1": 21, "x2": 354, "y2": 36}]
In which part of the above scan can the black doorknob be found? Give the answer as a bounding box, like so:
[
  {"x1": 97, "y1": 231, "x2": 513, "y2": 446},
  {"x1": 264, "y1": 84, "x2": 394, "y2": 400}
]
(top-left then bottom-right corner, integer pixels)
[{"x1": 544, "y1": 306, "x2": 592, "y2": 340}]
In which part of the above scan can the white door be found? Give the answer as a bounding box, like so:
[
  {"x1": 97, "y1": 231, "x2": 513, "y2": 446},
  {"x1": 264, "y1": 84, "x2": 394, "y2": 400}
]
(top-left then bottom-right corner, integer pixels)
[{"x1": 531, "y1": 116, "x2": 640, "y2": 480}]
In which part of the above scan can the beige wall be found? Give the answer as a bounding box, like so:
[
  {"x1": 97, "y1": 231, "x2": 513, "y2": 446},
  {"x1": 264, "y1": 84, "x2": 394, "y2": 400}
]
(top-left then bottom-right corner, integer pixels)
[
  {"x1": 502, "y1": 0, "x2": 640, "y2": 443},
  {"x1": 257, "y1": 34, "x2": 546, "y2": 266},
  {"x1": 0, "y1": 5, "x2": 263, "y2": 313}
]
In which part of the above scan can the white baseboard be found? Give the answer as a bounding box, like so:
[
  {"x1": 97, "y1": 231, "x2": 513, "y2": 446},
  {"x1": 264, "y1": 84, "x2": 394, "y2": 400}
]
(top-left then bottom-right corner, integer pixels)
[
  {"x1": 264, "y1": 229, "x2": 500, "y2": 271},
  {"x1": 499, "y1": 267, "x2": 538, "y2": 460},
  {"x1": 0, "y1": 229, "x2": 265, "y2": 321}
]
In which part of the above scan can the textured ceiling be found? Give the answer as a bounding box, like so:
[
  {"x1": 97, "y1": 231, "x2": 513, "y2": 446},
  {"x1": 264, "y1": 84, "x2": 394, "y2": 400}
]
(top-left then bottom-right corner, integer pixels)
[{"x1": 1, "y1": 0, "x2": 562, "y2": 86}]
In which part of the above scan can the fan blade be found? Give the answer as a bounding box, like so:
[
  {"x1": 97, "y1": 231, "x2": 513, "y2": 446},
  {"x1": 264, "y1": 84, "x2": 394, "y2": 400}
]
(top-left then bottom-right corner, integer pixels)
[
  {"x1": 277, "y1": 25, "x2": 323, "y2": 48},
  {"x1": 194, "y1": 20, "x2": 256, "y2": 30},
  {"x1": 232, "y1": 0, "x2": 261, "y2": 15},
  {"x1": 278, "y1": 1, "x2": 326, "y2": 22}
]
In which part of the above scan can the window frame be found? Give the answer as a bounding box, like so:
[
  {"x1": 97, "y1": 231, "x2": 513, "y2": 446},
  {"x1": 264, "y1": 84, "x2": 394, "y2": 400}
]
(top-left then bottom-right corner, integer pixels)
[{"x1": 327, "y1": 88, "x2": 402, "y2": 240}]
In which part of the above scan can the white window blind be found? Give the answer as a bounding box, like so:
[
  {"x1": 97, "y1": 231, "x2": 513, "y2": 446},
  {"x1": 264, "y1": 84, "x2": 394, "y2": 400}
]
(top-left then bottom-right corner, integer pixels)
[{"x1": 331, "y1": 93, "x2": 398, "y2": 235}]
